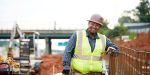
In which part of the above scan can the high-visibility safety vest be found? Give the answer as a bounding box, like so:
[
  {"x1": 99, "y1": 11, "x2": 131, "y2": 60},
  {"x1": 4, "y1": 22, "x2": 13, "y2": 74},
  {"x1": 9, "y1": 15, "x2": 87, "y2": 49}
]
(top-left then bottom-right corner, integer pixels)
[{"x1": 71, "y1": 30, "x2": 106, "y2": 74}]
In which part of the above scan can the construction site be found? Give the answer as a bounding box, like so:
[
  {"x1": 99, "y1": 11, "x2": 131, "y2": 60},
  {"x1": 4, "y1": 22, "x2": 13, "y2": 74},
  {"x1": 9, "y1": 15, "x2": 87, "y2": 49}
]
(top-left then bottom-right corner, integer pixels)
[
  {"x1": 1, "y1": 0, "x2": 150, "y2": 74},
  {"x1": 0, "y1": 24, "x2": 150, "y2": 75}
]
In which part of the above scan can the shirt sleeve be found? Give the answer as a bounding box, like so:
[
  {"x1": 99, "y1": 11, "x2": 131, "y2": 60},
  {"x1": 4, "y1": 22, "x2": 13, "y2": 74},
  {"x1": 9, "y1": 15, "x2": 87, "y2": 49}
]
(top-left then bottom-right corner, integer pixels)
[
  {"x1": 63, "y1": 32, "x2": 76, "y2": 70},
  {"x1": 105, "y1": 37, "x2": 119, "y2": 51}
]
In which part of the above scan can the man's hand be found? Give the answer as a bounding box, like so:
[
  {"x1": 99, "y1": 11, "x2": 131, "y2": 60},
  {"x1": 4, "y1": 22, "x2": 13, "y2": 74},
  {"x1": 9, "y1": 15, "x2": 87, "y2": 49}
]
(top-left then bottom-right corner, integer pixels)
[
  {"x1": 106, "y1": 47, "x2": 119, "y2": 56},
  {"x1": 62, "y1": 69, "x2": 70, "y2": 75}
]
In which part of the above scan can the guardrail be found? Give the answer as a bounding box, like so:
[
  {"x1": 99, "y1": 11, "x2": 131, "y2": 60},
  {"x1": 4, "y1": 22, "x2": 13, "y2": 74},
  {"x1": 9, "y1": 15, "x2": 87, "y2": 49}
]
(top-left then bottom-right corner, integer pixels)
[{"x1": 109, "y1": 46, "x2": 150, "y2": 75}]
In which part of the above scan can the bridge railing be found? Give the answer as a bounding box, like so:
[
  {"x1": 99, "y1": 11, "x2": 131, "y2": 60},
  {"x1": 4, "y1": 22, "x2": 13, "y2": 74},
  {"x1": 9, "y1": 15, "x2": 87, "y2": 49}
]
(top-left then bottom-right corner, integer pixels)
[{"x1": 109, "y1": 46, "x2": 150, "y2": 75}]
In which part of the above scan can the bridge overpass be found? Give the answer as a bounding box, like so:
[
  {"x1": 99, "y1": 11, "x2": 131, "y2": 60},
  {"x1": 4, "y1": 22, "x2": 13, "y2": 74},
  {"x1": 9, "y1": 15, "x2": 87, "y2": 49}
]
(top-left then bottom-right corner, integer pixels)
[
  {"x1": 0, "y1": 29, "x2": 80, "y2": 39},
  {"x1": 0, "y1": 29, "x2": 81, "y2": 54}
]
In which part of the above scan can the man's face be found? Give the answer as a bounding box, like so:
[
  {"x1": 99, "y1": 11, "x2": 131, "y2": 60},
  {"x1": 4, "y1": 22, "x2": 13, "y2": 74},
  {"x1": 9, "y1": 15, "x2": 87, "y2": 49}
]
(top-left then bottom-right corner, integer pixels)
[{"x1": 88, "y1": 21, "x2": 101, "y2": 34}]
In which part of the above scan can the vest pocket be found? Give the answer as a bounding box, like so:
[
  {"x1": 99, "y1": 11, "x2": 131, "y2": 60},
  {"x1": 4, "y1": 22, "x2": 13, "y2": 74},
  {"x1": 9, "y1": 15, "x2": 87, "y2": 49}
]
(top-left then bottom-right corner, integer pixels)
[
  {"x1": 71, "y1": 59, "x2": 89, "y2": 74},
  {"x1": 90, "y1": 61, "x2": 103, "y2": 72}
]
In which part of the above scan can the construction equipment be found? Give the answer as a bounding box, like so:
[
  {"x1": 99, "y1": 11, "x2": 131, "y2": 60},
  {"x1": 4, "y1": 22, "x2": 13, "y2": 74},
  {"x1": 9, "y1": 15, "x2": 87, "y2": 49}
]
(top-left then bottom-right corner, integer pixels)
[
  {"x1": 6, "y1": 23, "x2": 40, "y2": 75},
  {"x1": 0, "y1": 62, "x2": 11, "y2": 75}
]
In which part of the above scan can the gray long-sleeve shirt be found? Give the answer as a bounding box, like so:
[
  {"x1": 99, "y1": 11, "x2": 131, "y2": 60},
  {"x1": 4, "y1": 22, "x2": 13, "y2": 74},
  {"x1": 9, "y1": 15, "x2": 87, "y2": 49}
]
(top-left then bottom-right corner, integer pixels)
[{"x1": 63, "y1": 30, "x2": 119, "y2": 70}]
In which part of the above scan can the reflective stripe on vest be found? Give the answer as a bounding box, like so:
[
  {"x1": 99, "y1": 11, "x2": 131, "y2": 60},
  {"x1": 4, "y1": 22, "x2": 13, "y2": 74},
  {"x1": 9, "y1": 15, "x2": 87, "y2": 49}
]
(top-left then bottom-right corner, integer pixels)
[
  {"x1": 73, "y1": 55, "x2": 102, "y2": 60},
  {"x1": 75, "y1": 30, "x2": 106, "y2": 57},
  {"x1": 98, "y1": 34, "x2": 106, "y2": 51},
  {"x1": 71, "y1": 30, "x2": 106, "y2": 74},
  {"x1": 77, "y1": 31, "x2": 83, "y2": 55}
]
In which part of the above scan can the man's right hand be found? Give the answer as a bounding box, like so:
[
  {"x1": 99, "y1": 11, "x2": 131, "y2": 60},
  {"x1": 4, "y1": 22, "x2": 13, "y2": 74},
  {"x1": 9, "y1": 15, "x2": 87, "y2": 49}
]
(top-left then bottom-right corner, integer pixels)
[{"x1": 62, "y1": 69, "x2": 70, "y2": 75}]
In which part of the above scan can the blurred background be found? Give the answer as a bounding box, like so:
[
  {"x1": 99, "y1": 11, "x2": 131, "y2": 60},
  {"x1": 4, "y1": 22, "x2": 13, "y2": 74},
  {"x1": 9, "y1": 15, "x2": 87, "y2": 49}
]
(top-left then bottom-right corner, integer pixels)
[{"x1": 0, "y1": 0, "x2": 150, "y2": 75}]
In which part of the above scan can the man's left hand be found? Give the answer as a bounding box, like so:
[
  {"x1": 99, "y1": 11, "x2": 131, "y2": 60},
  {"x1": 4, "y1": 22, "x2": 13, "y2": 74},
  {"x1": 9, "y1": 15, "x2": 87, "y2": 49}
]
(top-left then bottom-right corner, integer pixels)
[{"x1": 107, "y1": 47, "x2": 119, "y2": 56}]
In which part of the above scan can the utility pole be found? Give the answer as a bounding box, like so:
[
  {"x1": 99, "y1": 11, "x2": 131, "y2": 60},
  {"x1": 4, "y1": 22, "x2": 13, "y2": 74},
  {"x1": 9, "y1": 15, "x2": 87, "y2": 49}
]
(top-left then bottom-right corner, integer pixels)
[{"x1": 54, "y1": 21, "x2": 56, "y2": 30}]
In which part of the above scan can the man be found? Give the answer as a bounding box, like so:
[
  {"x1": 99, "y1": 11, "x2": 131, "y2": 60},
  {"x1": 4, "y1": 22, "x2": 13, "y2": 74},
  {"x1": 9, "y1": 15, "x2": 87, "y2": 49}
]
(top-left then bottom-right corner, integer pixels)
[{"x1": 62, "y1": 14, "x2": 119, "y2": 75}]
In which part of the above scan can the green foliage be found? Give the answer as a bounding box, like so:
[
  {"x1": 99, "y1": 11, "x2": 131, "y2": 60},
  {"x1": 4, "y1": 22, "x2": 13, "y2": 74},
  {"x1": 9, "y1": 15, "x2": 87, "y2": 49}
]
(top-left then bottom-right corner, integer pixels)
[
  {"x1": 115, "y1": 0, "x2": 150, "y2": 39},
  {"x1": 98, "y1": 18, "x2": 136, "y2": 39},
  {"x1": 98, "y1": 20, "x2": 129, "y2": 38},
  {"x1": 98, "y1": 20, "x2": 111, "y2": 36},
  {"x1": 149, "y1": 29, "x2": 150, "y2": 32},
  {"x1": 109, "y1": 24, "x2": 128, "y2": 38},
  {"x1": 119, "y1": 0, "x2": 150, "y2": 23},
  {"x1": 108, "y1": 24, "x2": 136, "y2": 39},
  {"x1": 128, "y1": 32, "x2": 137, "y2": 40},
  {"x1": 135, "y1": 0, "x2": 150, "y2": 22}
]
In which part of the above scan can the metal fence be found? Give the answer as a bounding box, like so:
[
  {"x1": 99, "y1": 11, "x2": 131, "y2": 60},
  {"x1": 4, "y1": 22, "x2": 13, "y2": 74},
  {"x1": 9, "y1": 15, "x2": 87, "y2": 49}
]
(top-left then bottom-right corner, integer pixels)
[{"x1": 109, "y1": 46, "x2": 150, "y2": 75}]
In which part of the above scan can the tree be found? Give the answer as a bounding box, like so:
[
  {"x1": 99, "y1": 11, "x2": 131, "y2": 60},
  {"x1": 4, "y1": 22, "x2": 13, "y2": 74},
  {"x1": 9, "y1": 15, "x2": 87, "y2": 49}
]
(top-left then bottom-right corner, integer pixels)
[
  {"x1": 118, "y1": 0, "x2": 150, "y2": 23},
  {"x1": 118, "y1": 10, "x2": 138, "y2": 24},
  {"x1": 109, "y1": 24, "x2": 128, "y2": 38},
  {"x1": 98, "y1": 19, "x2": 111, "y2": 36},
  {"x1": 135, "y1": 0, "x2": 150, "y2": 22},
  {"x1": 118, "y1": 16, "x2": 136, "y2": 24}
]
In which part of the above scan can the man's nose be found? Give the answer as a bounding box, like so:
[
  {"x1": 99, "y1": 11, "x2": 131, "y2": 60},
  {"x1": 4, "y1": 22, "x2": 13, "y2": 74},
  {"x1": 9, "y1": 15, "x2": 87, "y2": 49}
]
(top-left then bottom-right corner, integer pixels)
[{"x1": 93, "y1": 25, "x2": 97, "y2": 28}]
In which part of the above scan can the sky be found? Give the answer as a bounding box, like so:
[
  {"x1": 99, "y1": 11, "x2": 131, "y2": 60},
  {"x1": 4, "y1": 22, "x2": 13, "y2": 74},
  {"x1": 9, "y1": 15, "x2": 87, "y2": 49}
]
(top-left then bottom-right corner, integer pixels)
[{"x1": 0, "y1": 0, "x2": 143, "y2": 30}]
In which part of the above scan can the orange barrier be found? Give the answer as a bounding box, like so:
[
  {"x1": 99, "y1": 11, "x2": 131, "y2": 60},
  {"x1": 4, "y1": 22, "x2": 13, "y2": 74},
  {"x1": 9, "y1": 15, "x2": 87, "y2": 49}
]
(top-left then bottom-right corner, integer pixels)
[{"x1": 109, "y1": 46, "x2": 150, "y2": 75}]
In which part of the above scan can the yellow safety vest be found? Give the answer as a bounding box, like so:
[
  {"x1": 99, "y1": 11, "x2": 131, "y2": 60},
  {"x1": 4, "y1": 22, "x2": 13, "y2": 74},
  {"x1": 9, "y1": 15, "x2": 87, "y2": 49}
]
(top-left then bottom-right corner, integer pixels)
[{"x1": 71, "y1": 30, "x2": 106, "y2": 74}]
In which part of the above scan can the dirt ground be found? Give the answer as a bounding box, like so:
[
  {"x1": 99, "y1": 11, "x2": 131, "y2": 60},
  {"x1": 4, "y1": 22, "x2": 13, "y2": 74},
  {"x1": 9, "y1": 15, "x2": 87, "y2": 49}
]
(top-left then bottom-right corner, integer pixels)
[
  {"x1": 115, "y1": 32, "x2": 150, "y2": 51},
  {"x1": 32, "y1": 54, "x2": 63, "y2": 75}
]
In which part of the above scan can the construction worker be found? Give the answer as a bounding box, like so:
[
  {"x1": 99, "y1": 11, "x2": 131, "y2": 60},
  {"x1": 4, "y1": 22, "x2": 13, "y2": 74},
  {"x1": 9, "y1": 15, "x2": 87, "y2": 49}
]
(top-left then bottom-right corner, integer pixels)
[{"x1": 62, "y1": 14, "x2": 119, "y2": 75}]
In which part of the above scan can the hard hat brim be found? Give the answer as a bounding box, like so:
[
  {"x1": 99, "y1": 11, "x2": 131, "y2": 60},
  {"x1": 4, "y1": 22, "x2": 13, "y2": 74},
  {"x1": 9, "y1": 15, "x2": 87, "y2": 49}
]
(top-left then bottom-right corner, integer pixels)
[{"x1": 87, "y1": 20, "x2": 103, "y2": 26}]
